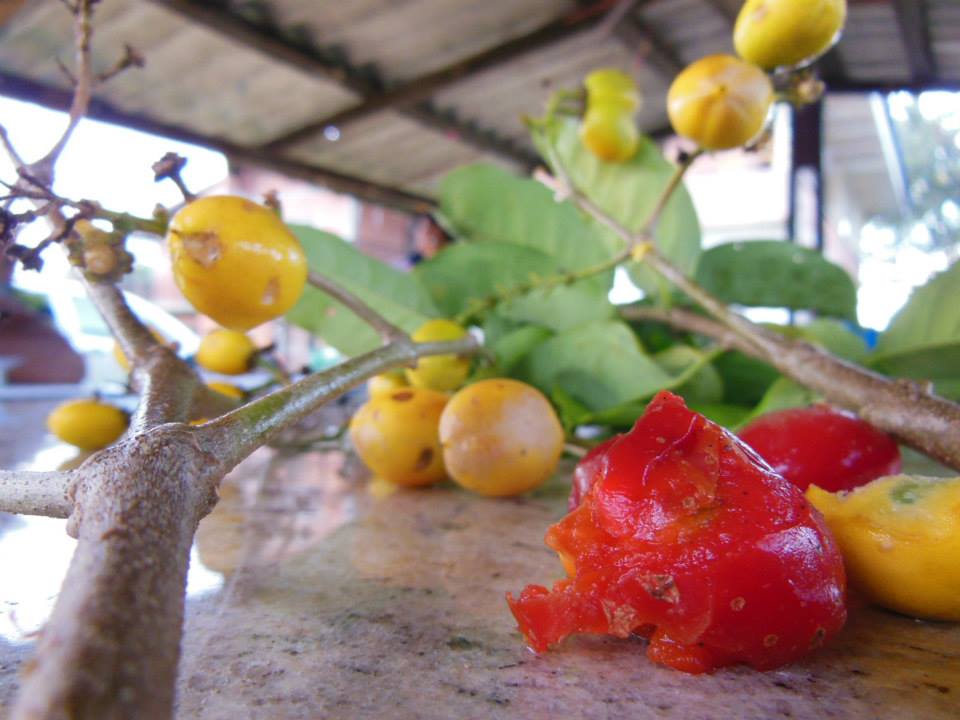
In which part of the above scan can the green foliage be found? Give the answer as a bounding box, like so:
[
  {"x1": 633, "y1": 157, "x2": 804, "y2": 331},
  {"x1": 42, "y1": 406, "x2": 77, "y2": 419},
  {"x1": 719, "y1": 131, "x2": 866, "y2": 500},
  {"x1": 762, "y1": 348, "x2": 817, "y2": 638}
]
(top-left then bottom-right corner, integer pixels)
[
  {"x1": 652, "y1": 345, "x2": 724, "y2": 405},
  {"x1": 713, "y1": 350, "x2": 781, "y2": 406},
  {"x1": 531, "y1": 116, "x2": 701, "y2": 301},
  {"x1": 694, "y1": 241, "x2": 858, "y2": 320},
  {"x1": 739, "y1": 377, "x2": 819, "y2": 428},
  {"x1": 871, "y1": 261, "x2": 960, "y2": 389},
  {"x1": 517, "y1": 320, "x2": 673, "y2": 411},
  {"x1": 437, "y1": 163, "x2": 619, "y2": 298},
  {"x1": 413, "y1": 242, "x2": 613, "y2": 331},
  {"x1": 285, "y1": 226, "x2": 439, "y2": 356}
]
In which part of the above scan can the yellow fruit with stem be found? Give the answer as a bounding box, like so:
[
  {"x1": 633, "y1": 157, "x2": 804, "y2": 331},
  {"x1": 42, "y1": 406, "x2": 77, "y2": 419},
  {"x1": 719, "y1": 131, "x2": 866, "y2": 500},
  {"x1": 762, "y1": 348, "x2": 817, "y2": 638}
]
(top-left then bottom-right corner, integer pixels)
[
  {"x1": 195, "y1": 329, "x2": 257, "y2": 376},
  {"x1": 734, "y1": 0, "x2": 847, "y2": 71},
  {"x1": 667, "y1": 54, "x2": 774, "y2": 151},
  {"x1": 167, "y1": 196, "x2": 307, "y2": 331}
]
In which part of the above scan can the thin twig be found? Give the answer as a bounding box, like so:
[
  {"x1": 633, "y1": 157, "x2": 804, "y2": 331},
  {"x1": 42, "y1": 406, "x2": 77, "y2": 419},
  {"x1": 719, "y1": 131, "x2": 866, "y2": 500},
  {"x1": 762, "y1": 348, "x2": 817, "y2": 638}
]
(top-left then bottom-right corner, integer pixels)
[{"x1": 308, "y1": 270, "x2": 408, "y2": 344}]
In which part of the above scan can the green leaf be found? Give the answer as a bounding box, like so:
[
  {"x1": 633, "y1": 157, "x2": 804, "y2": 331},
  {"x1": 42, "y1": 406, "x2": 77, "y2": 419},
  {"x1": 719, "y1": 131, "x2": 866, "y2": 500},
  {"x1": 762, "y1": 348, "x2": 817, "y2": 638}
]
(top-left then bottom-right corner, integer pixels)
[
  {"x1": 286, "y1": 226, "x2": 439, "y2": 356},
  {"x1": 437, "y1": 162, "x2": 620, "y2": 296},
  {"x1": 797, "y1": 319, "x2": 869, "y2": 363},
  {"x1": 652, "y1": 345, "x2": 724, "y2": 404},
  {"x1": 491, "y1": 325, "x2": 553, "y2": 373},
  {"x1": 414, "y1": 241, "x2": 613, "y2": 331},
  {"x1": 871, "y1": 261, "x2": 960, "y2": 389},
  {"x1": 550, "y1": 387, "x2": 593, "y2": 432},
  {"x1": 738, "y1": 377, "x2": 819, "y2": 428},
  {"x1": 518, "y1": 320, "x2": 673, "y2": 411},
  {"x1": 532, "y1": 116, "x2": 701, "y2": 300},
  {"x1": 694, "y1": 241, "x2": 858, "y2": 320},
  {"x1": 712, "y1": 351, "x2": 780, "y2": 405}
]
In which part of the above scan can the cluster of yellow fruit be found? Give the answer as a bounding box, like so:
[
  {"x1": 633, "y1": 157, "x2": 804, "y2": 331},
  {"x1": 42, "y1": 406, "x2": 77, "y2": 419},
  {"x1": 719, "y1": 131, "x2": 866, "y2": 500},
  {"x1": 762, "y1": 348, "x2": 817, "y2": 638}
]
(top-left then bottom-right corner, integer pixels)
[
  {"x1": 581, "y1": 0, "x2": 846, "y2": 162},
  {"x1": 349, "y1": 319, "x2": 565, "y2": 497},
  {"x1": 668, "y1": 0, "x2": 846, "y2": 151}
]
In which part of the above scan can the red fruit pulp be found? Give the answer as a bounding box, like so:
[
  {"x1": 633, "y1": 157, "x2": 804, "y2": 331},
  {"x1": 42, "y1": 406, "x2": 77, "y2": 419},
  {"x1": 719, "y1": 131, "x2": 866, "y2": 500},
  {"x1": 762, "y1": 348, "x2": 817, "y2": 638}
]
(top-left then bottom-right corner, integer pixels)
[{"x1": 509, "y1": 391, "x2": 847, "y2": 674}]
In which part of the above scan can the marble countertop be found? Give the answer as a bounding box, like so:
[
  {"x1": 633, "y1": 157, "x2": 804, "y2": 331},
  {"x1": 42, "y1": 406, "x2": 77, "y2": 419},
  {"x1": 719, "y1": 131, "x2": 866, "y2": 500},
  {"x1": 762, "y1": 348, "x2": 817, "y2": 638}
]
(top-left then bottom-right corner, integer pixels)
[{"x1": 0, "y1": 399, "x2": 957, "y2": 719}]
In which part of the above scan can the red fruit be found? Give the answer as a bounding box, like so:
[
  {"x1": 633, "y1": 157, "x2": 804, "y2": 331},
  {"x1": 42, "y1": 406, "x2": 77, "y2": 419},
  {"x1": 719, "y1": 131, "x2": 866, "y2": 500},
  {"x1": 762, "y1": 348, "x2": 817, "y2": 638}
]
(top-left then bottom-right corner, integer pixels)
[
  {"x1": 569, "y1": 436, "x2": 619, "y2": 511},
  {"x1": 508, "y1": 391, "x2": 846, "y2": 674},
  {"x1": 739, "y1": 405, "x2": 901, "y2": 493}
]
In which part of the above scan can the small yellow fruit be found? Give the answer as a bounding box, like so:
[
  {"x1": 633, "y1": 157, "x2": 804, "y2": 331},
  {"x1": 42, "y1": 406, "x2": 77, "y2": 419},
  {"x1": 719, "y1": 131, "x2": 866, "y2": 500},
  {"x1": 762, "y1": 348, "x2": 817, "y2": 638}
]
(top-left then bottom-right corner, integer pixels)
[
  {"x1": 167, "y1": 195, "x2": 308, "y2": 331},
  {"x1": 667, "y1": 54, "x2": 773, "y2": 150},
  {"x1": 47, "y1": 398, "x2": 128, "y2": 451},
  {"x1": 734, "y1": 0, "x2": 847, "y2": 70},
  {"x1": 584, "y1": 68, "x2": 641, "y2": 111},
  {"x1": 405, "y1": 319, "x2": 471, "y2": 393},
  {"x1": 367, "y1": 368, "x2": 408, "y2": 396},
  {"x1": 580, "y1": 104, "x2": 640, "y2": 163},
  {"x1": 439, "y1": 379, "x2": 564, "y2": 497},
  {"x1": 348, "y1": 387, "x2": 449, "y2": 487},
  {"x1": 207, "y1": 382, "x2": 244, "y2": 399},
  {"x1": 807, "y1": 474, "x2": 960, "y2": 621},
  {"x1": 196, "y1": 329, "x2": 257, "y2": 375}
]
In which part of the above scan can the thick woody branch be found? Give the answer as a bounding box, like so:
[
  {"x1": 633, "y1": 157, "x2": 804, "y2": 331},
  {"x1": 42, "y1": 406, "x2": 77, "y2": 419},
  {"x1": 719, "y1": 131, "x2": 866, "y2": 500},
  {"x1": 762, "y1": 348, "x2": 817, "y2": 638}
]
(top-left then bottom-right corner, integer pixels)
[
  {"x1": 11, "y1": 426, "x2": 221, "y2": 720},
  {"x1": 0, "y1": 469, "x2": 73, "y2": 518},
  {"x1": 307, "y1": 270, "x2": 407, "y2": 343},
  {"x1": 621, "y1": 306, "x2": 760, "y2": 356},
  {"x1": 622, "y1": 306, "x2": 960, "y2": 470}
]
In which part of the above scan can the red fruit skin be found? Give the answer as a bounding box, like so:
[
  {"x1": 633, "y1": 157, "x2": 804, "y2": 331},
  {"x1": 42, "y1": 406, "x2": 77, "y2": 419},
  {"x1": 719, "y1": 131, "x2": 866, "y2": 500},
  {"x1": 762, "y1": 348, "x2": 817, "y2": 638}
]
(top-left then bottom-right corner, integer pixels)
[
  {"x1": 569, "y1": 436, "x2": 620, "y2": 511},
  {"x1": 738, "y1": 405, "x2": 901, "y2": 493},
  {"x1": 508, "y1": 391, "x2": 847, "y2": 674}
]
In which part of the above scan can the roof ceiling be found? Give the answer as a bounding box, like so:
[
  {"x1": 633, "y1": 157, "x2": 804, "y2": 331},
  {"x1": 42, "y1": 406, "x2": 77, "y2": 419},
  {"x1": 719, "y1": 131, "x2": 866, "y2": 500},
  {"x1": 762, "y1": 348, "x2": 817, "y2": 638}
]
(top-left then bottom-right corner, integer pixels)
[{"x1": 0, "y1": 0, "x2": 957, "y2": 212}]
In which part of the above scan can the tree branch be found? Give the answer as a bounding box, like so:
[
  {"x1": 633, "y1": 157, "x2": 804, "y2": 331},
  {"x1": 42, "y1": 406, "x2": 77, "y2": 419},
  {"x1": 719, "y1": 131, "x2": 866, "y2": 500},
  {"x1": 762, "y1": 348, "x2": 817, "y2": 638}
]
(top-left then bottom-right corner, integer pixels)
[
  {"x1": 621, "y1": 306, "x2": 960, "y2": 471},
  {"x1": 196, "y1": 334, "x2": 480, "y2": 472},
  {"x1": 0, "y1": 470, "x2": 73, "y2": 518}
]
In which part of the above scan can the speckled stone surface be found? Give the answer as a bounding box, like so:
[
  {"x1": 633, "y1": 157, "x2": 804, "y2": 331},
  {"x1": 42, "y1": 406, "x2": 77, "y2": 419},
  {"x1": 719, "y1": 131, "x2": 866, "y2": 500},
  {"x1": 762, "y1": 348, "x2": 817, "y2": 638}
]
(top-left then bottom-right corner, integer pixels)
[{"x1": 1, "y1": 400, "x2": 958, "y2": 718}]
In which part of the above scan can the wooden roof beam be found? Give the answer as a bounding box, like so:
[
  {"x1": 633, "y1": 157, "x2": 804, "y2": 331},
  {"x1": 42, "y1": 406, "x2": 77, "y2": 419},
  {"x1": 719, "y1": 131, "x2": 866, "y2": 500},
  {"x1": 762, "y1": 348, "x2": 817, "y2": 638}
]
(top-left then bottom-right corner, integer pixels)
[
  {"x1": 612, "y1": 9, "x2": 684, "y2": 79},
  {"x1": 0, "y1": 71, "x2": 435, "y2": 213},
  {"x1": 891, "y1": 0, "x2": 937, "y2": 83},
  {"x1": 263, "y1": 0, "x2": 617, "y2": 151},
  {"x1": 144, "y1": 0, "x2": 538, "y2": 169}
]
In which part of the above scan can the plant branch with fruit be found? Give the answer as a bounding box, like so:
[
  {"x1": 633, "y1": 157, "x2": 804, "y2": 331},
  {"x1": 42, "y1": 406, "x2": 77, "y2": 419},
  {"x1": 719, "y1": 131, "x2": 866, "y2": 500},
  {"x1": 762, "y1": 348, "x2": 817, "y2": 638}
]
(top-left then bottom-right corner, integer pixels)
[{"x1": 1, "y1": 0, "x2": 959, "y2": 717}]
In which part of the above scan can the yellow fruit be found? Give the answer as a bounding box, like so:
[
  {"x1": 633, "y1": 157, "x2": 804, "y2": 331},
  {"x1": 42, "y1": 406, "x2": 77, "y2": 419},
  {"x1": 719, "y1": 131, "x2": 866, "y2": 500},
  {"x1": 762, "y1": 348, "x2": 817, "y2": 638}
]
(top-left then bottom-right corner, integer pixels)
[
  {"x1": 584, "y1": 68, "x2": 641, "y2": 110},
  {"x1": 807, "y1": 475, "x2": 960, "y2": 621},
  {"x1": 196, "y1": 329, "x2": 257, "y2": 375},
  {"x1": 207, "y1": 382, "x2": 244, "y2": 399},
  {"x1": 167, "y1": 195, "x2": 307, "y2": 331},
  {"x1": 348, "y1": 387, "x2": 449, "y2": 487},
  {"x1": 734, "y1": 0, "x2": 847, "y2": 70},
  {"x1": 580, "y1": 104, "x2": 640, "y2": 163},
  {"x1": 667, "y1": 54, "x2": 773, "y2": 150},
  {"x1": 439, "y1": 379, "x2": 564, "y2": 497},
  {"x1": 405, "y1": 319, "x2": 471, "y2": 393},
  {"x1": 367, "y1": 368, "x2": 408, "y2": 396},
  {"x1": 47, "y1": 398, "x2": 128, "y2": 451}
]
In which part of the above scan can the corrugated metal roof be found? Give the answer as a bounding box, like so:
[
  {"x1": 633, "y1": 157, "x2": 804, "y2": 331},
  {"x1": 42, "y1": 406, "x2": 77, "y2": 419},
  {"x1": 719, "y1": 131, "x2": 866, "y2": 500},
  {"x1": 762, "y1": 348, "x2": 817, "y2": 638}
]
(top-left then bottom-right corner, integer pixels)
[{"x1": 0, "y1": 0, "x2": 956, "y2": 211}]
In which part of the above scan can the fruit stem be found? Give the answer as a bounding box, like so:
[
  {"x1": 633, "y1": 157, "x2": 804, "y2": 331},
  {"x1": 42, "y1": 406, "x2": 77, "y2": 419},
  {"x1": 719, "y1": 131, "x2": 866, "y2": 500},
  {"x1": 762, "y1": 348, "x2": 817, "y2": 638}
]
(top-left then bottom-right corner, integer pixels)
[{"x1": 308, "y1": 270, "x2": 409, "y2": 344}]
